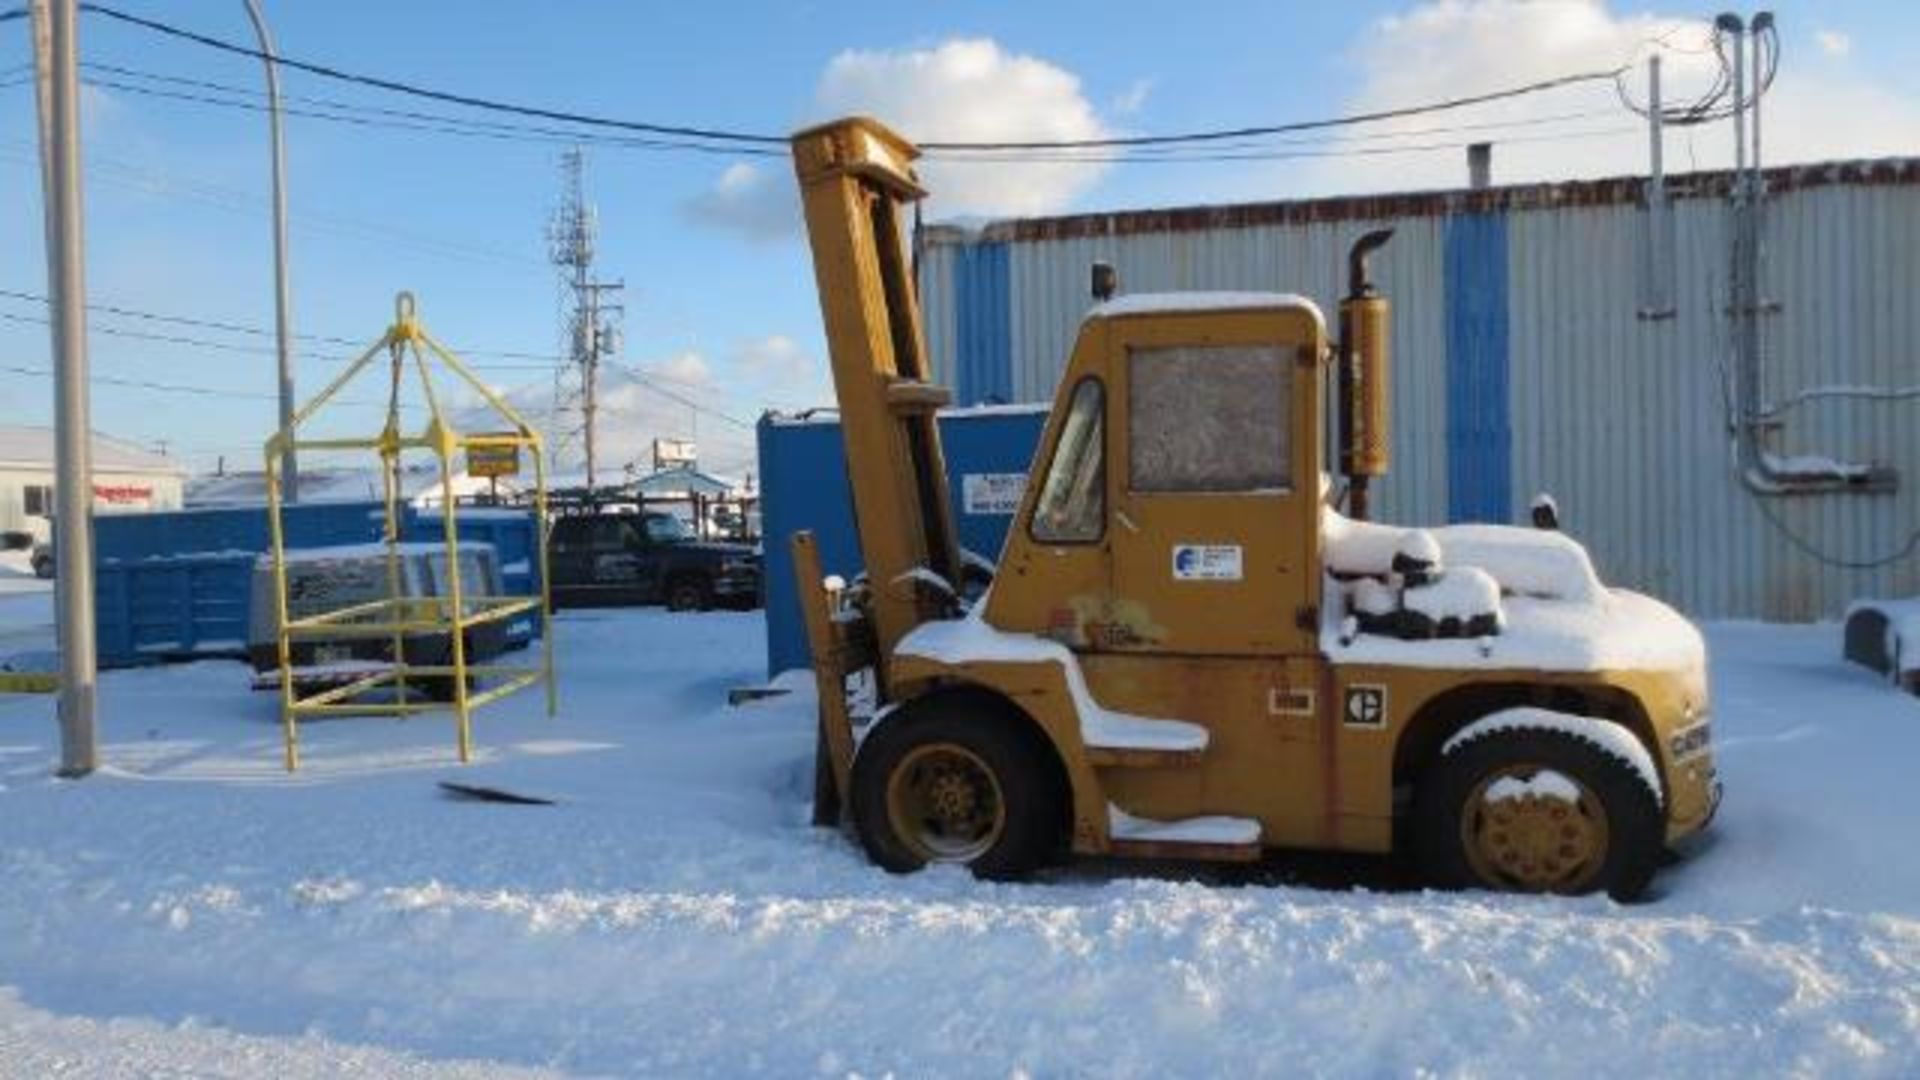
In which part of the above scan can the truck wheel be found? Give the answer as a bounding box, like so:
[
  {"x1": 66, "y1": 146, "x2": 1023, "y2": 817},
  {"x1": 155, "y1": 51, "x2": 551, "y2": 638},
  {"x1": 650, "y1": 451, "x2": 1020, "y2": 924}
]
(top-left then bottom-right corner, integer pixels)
[
  {"x1": 850, "y1": 702, "x2": 1059, "y2": 881},
  {"x1": 665, "y1": 577, "x2": 711, "y2": 612},
  {"x1": 33, "y1": 556, "x2": 53, "y2": 580},
  {"x1": 1414, "y1": 724, "x2": 1663, "y2": 901}
]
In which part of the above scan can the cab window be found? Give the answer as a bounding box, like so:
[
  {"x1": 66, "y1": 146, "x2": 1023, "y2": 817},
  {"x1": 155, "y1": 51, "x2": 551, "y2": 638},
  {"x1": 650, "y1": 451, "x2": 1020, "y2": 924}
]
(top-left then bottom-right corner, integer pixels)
[
  {"x1": 592, "y1": 519, "x2": 638, "y2": 551},
  {"x1": 1128, "y1": 344, "x2": 1290, "y2": 492},
  {"x1": 643, "y1": 514, "x2": 690, "y2": 544},
  {"x1": 1030, "y1": 378, "x2": 1105, "y2": 543}
]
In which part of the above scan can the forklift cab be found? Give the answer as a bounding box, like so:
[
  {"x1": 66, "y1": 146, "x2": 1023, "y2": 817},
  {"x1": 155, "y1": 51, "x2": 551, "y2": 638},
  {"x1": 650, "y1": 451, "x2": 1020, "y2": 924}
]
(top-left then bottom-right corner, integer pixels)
[{"x1": 985, "y1": 294, "x2": 1328, "y2": 660}]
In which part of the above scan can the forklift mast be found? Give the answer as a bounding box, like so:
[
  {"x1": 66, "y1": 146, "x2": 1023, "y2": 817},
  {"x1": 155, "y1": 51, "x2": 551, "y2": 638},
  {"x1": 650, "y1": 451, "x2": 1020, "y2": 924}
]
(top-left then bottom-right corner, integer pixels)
[{"x1": 790, "y1": 118, "x2": 964, "y2": 666}]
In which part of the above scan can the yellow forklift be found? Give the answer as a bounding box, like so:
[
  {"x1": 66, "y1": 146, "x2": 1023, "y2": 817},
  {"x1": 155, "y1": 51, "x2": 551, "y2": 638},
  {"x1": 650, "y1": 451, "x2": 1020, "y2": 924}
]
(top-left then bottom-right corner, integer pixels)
[{"x1": 787, "y1": 118, "x2": 1718, "y2": 899}]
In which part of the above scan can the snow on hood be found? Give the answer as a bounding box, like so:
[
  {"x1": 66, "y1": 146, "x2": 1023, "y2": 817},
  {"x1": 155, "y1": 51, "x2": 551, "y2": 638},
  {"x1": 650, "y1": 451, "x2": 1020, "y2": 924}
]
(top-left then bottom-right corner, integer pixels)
[
  {"x1": 1323, "y1": 511, "x2": 1602, "y2": 604},
  {"x1": 1322, "y1": 511, "x2": 1702, "y2": 673},
  {"x1": 1322, "y1": 576, "x2": 1705, "y2": 674}
]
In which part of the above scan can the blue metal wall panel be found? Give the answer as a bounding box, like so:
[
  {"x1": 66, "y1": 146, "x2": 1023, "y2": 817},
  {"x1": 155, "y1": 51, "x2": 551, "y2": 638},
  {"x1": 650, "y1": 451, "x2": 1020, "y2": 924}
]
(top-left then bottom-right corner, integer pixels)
[
  {"x1": 1443, "y1": 213, "x2": 1513, "y2": 523},
  {"x1": 938, "y1": 408, "x2": 1047, "y2": 563},
  {"x1": 758, "y1": 416, "x2": 863, "y2": 679},
  {"x1": 954, "y1": 242, "x2": 1012, "y2": 405},
  {"x1": 758, "y1": 407, "x2": 1047, "y2": 677}
]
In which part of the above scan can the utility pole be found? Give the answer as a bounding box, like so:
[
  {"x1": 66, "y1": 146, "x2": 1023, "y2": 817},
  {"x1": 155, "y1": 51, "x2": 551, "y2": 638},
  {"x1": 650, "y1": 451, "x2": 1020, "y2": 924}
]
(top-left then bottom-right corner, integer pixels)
[
  {"x1": 30, "y1": 0, "x2": 98, "y2": 777},
  {"x1": 547, "y1": 149, "x2": 623, "y2": 491},
  {"x1": 241, "y1": 0, "x2": 298, "y2": 502}
]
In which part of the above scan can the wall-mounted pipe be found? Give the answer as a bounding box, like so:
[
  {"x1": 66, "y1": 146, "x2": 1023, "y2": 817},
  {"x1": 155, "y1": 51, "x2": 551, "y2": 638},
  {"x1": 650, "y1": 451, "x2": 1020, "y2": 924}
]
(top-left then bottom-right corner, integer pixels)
[{"x1": 1721, "y1": 10, "x2": 1898, "y2": 495}]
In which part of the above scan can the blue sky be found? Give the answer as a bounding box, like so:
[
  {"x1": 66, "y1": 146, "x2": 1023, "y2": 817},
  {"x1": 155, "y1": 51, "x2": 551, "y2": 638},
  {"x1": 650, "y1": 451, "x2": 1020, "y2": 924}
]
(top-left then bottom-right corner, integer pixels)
[{"x1": 1, "y1": 0, "x2": 1914, "y2": 479}]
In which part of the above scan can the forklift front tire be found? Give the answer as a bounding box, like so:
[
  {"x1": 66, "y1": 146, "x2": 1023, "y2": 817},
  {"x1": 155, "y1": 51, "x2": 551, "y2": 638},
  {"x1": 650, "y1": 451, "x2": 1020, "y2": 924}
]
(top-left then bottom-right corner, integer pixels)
[
  {"x1": 850, "y1": 701, "x2": 1058, "y2": 881},
  {"x1": 1413, "y1": 723, "x2": 1664, "y2": 901}
]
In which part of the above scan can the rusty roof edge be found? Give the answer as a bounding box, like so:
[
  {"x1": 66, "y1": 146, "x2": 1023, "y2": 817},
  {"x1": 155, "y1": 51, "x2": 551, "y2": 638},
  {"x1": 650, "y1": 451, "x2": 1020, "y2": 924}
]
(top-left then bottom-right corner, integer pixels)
[{"x1": 917, "y1": 157, "x2": 1920, "y2": 246}]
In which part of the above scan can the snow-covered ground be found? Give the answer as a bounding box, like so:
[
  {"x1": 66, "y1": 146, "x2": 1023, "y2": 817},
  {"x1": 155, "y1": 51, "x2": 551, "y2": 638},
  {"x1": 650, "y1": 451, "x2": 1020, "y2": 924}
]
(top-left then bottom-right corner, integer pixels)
[{"x1": 0, "y1": 608, "x2": 1916, "y2": 1076}]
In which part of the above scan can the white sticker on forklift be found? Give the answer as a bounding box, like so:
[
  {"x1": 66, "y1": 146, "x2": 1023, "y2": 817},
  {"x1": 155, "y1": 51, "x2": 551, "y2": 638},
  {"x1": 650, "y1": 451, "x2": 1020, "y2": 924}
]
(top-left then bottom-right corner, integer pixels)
[
  {"x1": 962, "y1": 473, "x2": 1027, "y2": 515},
  {"x1": 1172, "y1": 544, "x2": 1242, "y2": 581}
]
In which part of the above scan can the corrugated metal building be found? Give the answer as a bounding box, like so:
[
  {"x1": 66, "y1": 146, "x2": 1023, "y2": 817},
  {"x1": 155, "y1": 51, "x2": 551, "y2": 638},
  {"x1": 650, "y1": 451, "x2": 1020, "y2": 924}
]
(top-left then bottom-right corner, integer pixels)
[{"x1": 916, "y1": 159, "x2": 1920, "y2": 621}]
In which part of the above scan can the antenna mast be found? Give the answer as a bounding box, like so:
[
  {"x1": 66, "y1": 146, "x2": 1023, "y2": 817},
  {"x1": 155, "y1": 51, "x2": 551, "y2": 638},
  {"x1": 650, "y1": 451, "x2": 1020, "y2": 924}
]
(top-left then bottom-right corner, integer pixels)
[{"x1": 547, "y1": 148, "x2": 624, "y2": 490}]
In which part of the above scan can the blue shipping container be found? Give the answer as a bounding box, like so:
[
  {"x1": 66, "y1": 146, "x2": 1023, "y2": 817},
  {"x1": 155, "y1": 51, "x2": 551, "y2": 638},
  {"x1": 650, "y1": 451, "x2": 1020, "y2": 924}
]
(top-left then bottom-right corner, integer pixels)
[
  {"x1": 757, "y1": 405, "x2": 1048, "y2": 678},
  {"x1": 91, "y1": 503, "x2": 540, "y2": 668}
]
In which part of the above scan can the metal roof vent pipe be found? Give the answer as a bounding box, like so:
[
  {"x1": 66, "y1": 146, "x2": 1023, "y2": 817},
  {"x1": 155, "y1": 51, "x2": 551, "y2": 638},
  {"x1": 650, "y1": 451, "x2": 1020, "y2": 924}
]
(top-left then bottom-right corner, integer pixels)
[{"x1": 1467, "y1": 143, "x2": 1492, "y2": 190}]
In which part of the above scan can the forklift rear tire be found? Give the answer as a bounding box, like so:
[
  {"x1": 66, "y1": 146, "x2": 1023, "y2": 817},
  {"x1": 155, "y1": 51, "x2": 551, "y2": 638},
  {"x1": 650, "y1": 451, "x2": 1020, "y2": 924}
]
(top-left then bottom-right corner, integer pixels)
[
  {"x1": 1413, "y1": 723, "x2": 1664, "y2": 901},
  {"x1": 850, "y1": 700, "x2": 1059, "y2": 881}
]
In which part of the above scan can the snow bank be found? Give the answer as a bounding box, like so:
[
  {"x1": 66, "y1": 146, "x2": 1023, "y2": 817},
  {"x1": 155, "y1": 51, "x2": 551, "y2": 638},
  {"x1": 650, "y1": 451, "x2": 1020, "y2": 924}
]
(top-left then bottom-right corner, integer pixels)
[{"x1": 1, "y1": 614, "x2": 1918, "y2": 1075}]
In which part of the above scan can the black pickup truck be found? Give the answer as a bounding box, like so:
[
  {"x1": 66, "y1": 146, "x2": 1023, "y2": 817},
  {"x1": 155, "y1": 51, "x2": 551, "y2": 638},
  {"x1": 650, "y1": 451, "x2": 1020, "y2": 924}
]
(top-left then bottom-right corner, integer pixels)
[{"x1": 548, "y1": 511, "x2": 760, "y2": 611}]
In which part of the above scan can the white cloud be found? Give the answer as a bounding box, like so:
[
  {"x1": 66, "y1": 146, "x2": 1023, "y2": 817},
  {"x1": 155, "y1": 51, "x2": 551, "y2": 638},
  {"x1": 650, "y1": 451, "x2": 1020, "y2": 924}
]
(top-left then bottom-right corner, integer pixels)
[
  {"x1": 656, "y1": 351, "x2": 711, "y2": 387},
  {"x1": 1112, "y1": 78, "x2": 1155, "y2": 116},
  {"x1": 733, "y1": 334, "x2": 811, "y2": 379},
  {"x1": 685, "y1": 37, "x2": 1112, "y2": 235},
  {"x1": 1281, "y1": 1, "x2": 1920, "y2": 198},
  {"x1": 1815, "y1": 29, "x2": 1851, "y2": 58},
  {"x1": 680, "y1": 161, "x2": 801, "y2": 242},
  {"x1": 813, "y1": 38, "x2": 1111, "y2": 219}
]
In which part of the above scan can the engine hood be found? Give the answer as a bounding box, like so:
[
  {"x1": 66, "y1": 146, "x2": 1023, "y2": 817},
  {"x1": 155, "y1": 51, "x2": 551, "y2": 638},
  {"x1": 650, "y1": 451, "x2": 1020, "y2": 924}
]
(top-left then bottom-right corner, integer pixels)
[{"x1": 1320, "y1": 512, "x2": 1704, "y2": 674}]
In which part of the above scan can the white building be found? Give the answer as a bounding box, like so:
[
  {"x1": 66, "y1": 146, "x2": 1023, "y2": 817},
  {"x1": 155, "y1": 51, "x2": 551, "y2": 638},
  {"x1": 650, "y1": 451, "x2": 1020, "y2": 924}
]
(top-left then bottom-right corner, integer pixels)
[{"x1": 0, "y1": 424, "x2": 187, "y2": 539}]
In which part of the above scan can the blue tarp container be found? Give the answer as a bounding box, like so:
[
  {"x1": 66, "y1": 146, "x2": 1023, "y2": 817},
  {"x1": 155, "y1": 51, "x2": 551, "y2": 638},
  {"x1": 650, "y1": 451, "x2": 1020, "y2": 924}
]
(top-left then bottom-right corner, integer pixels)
[
  {"x1": 91, "y1": 502, "x2": 540, "y2": 668},
  {"x1": 757, "y1": 405, "x2": 1047, "y2": 678}
]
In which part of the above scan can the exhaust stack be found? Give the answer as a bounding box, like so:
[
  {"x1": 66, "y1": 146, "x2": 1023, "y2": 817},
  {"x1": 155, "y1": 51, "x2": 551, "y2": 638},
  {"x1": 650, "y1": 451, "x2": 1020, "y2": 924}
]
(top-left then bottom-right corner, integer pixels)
[{"x1": 1338, "y1": 229, "x2": 1394, "y2": 520}]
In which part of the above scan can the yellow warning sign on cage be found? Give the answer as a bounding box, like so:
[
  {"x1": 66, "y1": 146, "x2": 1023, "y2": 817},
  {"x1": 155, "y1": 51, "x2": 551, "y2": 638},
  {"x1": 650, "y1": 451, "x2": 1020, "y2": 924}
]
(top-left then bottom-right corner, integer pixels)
[{"x1": 467, "y1": 438, "x2": 521, "y2": 478}]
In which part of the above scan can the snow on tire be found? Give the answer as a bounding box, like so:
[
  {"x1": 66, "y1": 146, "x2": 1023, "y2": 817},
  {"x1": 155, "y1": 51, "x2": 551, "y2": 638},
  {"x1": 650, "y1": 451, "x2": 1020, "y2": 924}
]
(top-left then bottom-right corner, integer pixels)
[{"x1": 1416, "y1": 710, "x2": 1665, "y2": 901}]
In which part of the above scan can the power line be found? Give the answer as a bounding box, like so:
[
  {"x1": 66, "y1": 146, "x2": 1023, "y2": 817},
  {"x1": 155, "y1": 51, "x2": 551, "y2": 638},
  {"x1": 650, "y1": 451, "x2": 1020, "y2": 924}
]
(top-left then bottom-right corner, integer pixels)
[
  {"x1": 78, "y1": 62, "x2": 785, "y2": 157},
  {"x1": 920, "y1": 68, "x2": 1630, "y2": 151},
  {"x1": 0, "y1": 286, "x2": 563, "y2": 364},
  {"x1": 617, "y1": 365, "x2": 754, "y2": 430},
  {"x1": 0, "y1": 308, "x2": 350, "y2": 360},
  {"x1": 72, "y1": 3, "x2": 1639, "y2": 157},
  {"x1": 1751, "y1": 493, "x2": 1920, "y2": 571},
  {"x1": 77, "y1": 2, "x2": 789, "y2": 148},
  {"x1": 929, "y1": 126, "x2": 1641, "y2": 166},
  {"x1": 82, "y1": 57, "x2": 1633, "y2": 165},
  {"x1": 0, "y1": 359, "x2": 421, "y2": 411},
  {"x1": 0, "y1": 138, "x2": 547, "y2": 270}
]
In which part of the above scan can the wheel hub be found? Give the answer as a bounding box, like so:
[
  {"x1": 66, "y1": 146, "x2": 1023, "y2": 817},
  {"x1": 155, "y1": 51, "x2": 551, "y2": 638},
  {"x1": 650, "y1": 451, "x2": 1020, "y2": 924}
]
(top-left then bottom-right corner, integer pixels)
[
  {"x1": 1463, "y1": 768, "x2": 1608, "y2": 892},
  {"x1": 885, "y1": 743, "x2": 1006, "y2": 863}
]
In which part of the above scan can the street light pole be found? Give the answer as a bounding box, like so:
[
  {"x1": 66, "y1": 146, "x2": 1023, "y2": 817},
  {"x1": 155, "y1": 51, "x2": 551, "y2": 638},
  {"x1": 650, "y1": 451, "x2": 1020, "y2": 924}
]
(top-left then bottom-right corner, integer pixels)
[
  {"x1": 30, "y1": 0, "x2": 98, "y2": 777},
  {"x1": 241, "y1": 0, "x2": 297, "y2": 501}
]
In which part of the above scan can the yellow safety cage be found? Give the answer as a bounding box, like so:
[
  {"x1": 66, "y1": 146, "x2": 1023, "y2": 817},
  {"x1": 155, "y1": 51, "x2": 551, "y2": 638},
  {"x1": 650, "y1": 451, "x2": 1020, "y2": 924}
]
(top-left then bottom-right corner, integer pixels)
[{"x1": 264, "y1": 292, "x2": 555, "y2": 770}]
